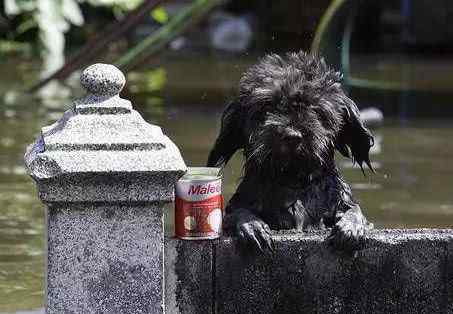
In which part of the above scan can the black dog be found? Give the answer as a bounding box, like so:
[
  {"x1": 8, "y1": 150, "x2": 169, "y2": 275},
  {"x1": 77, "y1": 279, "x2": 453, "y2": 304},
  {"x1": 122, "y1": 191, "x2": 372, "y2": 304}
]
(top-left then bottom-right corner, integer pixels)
[{"x1": 207, "y1": 51, "x2": 374, "y2": 252}]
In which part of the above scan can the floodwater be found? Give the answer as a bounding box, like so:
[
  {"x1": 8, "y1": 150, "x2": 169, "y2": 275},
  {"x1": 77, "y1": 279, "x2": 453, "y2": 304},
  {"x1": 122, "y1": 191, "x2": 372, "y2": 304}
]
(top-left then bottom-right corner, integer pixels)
[{"x1": 1, "y1": 56, "x2": 453, "y2": 312}]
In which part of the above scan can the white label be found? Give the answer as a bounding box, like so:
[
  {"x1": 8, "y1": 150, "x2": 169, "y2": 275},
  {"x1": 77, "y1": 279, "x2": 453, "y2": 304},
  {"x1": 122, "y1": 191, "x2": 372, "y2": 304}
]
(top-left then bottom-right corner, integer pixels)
[{"x1": 175, "y1": 179, "x2": 222, "y2": 201}]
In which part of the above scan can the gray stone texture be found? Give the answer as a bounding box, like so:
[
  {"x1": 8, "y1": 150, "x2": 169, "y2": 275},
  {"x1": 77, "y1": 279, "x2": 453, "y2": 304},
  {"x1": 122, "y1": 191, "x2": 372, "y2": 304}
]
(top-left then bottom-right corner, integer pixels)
[
  {"x1": 80, "y1": 63, "x2": 126, "y2": 96},
  {"x1": 446, "y1": 238, "x2": 453, "y2": 313},
  {"x1": 25, "y1": 63, "x2": 186, "y2": 314},
  {"x1": 165, "y1": 238, "x2": 213, "y2": 314},
  {"x1": 47, "y1": 204, "x2": 163, "y2": 314},
  {"x1": 166, "y1": 229, "x2": 453, "y2": 314}
]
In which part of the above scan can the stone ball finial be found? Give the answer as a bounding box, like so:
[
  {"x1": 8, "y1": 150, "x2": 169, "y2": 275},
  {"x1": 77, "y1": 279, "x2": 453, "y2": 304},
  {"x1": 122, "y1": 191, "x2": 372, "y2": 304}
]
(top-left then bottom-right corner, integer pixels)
[{"x1": 80, "y1": 63, "x2": 125, "y2": 96}]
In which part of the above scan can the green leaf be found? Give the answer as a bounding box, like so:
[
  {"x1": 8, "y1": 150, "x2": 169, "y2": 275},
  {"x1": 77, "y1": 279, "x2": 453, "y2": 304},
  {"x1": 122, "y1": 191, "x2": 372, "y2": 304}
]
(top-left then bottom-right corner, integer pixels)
[
  {"x1": 62, "y1": 0, "x2": 84, "y2": 26},
  {"x1": 146, "y1": 68, "x2": 167, "y2": 92},
  {"x1": 17, "y1": 18, "x2": 38, "y2": 34},
  {"x1": 0, "y1": 40, "x2": 31, "y2": 54},
  {"x1": 4, "y1": 0, "x2": 20, "y2": 15},
  {"x1": 85, "y1": 0, "x2": 141, "y2": 11},
  {"x1": 36, "y1": 0, "x2": 70, "y2": 32},
  {"x1": 151, "y1": 7, "x2": 168, "y2": 24}
]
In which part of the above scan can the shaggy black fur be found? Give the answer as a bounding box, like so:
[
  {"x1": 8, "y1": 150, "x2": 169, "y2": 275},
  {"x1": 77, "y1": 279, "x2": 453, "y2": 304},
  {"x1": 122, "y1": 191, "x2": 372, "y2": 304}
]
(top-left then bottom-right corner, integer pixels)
[{"x1": 207, "y1": 51, "x2": 374, "y2": 253}]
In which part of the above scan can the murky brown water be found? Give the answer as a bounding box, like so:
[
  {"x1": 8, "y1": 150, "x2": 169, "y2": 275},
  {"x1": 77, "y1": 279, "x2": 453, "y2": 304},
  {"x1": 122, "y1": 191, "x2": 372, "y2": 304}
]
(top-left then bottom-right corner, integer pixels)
[{"x1": 1, "y1": 57, "x2": 453, "y2": 312}]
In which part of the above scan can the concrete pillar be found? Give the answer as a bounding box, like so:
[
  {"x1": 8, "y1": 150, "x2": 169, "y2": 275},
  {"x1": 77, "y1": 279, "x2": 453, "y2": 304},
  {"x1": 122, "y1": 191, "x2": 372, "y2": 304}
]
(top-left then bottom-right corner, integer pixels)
[{"x1": 25, "y1": 64, "x2": 186, "y2": 314}]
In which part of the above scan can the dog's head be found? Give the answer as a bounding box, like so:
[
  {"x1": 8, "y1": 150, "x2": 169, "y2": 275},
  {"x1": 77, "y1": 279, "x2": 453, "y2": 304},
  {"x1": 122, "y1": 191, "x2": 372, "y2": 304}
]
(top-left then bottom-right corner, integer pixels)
[{"x1": 239, "y1": 52, "x2": 374, "y2": 182}]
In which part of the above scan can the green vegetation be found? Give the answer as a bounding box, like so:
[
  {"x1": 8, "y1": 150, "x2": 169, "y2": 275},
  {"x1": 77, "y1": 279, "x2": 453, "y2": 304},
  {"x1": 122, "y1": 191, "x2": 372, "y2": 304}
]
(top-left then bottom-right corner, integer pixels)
[
  {"x1": 115, "y1": 0, "x2": 223, "y2": 69},
  {"x1": 1, "y1": 0, "x2": 162, "y2": 64}
]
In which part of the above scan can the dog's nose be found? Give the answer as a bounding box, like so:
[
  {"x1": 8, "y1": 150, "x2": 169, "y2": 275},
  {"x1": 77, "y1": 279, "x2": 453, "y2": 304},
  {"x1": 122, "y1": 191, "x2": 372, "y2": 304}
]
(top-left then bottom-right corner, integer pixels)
[{"x1": 283, "y1": 129, "x2": 302, "y2": 141}]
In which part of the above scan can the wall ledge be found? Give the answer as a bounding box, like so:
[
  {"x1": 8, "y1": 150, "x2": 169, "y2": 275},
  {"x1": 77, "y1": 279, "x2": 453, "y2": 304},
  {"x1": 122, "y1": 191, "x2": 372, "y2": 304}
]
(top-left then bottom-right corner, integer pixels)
[{"x1": 166, "y1": 228, "x2": 453, "y2": 314}]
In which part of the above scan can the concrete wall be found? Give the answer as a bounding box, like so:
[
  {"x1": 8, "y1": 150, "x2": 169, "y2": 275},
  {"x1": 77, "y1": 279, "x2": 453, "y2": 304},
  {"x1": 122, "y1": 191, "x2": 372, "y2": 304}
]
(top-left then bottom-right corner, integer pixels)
[{"x1": 165, "y1": 229, "x2": 453, "y2": 314}]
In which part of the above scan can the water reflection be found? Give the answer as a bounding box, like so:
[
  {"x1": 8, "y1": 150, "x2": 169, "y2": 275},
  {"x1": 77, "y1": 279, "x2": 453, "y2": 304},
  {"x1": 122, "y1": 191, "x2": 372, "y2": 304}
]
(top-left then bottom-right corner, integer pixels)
[{"x1": 0, "y1": 58, "x2": 453, "y2": 312}]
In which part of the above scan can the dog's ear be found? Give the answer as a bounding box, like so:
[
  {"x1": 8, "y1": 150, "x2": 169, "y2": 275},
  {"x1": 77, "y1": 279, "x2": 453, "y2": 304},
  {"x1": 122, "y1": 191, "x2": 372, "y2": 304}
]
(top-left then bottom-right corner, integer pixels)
[
  {"x1": 207, "y1": 100, "x2": 245, "y2": 168},
  {"x1": 336, "y1": 100, "x2": 374, "y2": 173}
]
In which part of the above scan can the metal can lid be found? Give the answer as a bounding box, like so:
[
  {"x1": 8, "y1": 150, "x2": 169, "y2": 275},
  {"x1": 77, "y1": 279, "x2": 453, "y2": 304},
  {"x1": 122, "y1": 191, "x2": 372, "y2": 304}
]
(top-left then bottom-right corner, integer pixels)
[{"x1": 179, "y1": 167, "x2": 222, "y2": 181}]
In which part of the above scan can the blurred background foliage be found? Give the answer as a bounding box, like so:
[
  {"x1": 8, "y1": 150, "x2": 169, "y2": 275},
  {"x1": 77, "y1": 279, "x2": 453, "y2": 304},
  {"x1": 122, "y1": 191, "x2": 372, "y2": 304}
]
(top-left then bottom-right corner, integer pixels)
[{"x1": 1, "y1": 0, "x2": 163, "y2": 75}]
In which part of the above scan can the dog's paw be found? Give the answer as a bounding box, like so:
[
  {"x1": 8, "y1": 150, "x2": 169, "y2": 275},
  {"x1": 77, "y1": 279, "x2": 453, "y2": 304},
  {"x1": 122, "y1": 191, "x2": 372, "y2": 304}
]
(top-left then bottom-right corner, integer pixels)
[
  {"x1": 237, "y1": 219, "x2": 274, "y2": 254},
  {"x1": 327, "y1": 210, "x2": 371, "y2": 250}
]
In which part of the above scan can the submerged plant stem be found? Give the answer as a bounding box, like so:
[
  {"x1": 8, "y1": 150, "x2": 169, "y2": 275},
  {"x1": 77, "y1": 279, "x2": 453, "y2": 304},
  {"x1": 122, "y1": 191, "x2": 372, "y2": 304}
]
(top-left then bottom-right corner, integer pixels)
[{"x1": 115, "y1": 0, "x2": 224, "y2": 70}]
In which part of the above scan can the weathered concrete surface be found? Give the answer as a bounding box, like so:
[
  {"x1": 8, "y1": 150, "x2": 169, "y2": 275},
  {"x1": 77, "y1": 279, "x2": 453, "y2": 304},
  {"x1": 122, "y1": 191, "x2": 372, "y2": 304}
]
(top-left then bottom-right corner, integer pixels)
[
  {"x1": 25, "y1": 64, "x2": 186, "y2": 314},
  {"x1": 47, "y1": 204, "x2": 164, "y2": 313},
  {"x1": 215, "y1": 229, "x2": 453, "y2": 314},
  {"x1": 446, "y1": 238, "x2": 453, "y2": 313},
  {"x1": 167, "y1": 229, "x2": 453, "y2": 314},
  {"x1": 165, "y1": 238, "x2": 213, "y2": 314}
]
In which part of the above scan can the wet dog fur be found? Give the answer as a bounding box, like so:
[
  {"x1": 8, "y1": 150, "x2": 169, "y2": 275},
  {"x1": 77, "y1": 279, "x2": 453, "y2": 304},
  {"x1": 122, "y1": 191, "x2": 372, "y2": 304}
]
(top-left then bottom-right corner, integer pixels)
[{"x1": 207, "y1": 51, "x2": 374, "y2": 253}]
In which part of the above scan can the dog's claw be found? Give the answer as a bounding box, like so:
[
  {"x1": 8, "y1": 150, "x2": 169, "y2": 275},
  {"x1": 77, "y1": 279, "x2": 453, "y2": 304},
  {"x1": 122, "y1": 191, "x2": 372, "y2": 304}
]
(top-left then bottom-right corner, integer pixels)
[
  {"x1": 258, "y1": 229, "x2": 275, "y2": 253},
  {"x1": 250, "y1": 233, "x2": 264, "y2": 252},
  {"x1": 237, "y1": 219, "x2": 274, "y2": 254}
]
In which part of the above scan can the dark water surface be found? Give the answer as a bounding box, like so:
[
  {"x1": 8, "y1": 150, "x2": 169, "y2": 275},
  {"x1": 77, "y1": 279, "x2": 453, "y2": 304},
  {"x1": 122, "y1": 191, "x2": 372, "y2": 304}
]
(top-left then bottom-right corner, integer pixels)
[{"x1": 0, "y1": 57, "x2": 453, "y2": 312}]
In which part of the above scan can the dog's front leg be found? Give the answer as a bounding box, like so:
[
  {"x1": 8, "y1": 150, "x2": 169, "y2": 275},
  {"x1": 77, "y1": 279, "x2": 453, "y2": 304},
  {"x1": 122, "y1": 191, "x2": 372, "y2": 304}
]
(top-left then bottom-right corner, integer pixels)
[
  {"x1": 226, "y1": 209, "x2": 274, "y2": 254},
  {"x1": 323, "y1": 173, "x2": 373, "y2": 250}
]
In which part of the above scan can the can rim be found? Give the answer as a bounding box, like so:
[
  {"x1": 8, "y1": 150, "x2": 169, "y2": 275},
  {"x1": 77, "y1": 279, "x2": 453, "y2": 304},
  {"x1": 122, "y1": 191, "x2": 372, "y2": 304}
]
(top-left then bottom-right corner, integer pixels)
[{"x1": 178, "y1": 167, "x2": 222, "y2": 182}]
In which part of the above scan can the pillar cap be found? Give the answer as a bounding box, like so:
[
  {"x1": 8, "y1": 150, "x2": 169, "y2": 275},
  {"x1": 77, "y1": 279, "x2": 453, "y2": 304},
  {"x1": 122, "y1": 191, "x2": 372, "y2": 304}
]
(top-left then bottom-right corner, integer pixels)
[{"x1": 25, "y1": 64, "x2": 187, "y2": 203}]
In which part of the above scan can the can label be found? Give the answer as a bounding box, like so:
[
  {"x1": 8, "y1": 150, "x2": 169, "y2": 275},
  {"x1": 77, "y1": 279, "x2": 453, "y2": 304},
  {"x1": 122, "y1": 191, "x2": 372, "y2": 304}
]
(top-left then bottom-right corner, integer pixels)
[{"x1": 175, "y1": 168, "x2": 223, "y2": 239}]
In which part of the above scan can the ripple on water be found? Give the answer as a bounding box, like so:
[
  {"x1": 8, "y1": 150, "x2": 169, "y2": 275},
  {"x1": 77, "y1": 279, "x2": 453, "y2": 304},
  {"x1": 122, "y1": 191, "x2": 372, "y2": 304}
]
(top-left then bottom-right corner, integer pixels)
[{"x1": 0, "y1": 166, "x2": 27, "y2": 176}]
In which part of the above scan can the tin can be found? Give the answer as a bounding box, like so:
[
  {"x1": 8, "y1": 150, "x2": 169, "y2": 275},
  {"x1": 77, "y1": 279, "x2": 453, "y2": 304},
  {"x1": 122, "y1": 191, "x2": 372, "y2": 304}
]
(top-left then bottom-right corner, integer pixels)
[{"x1": 175, "y1": 167, "x2": 223, "y2": 240}]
